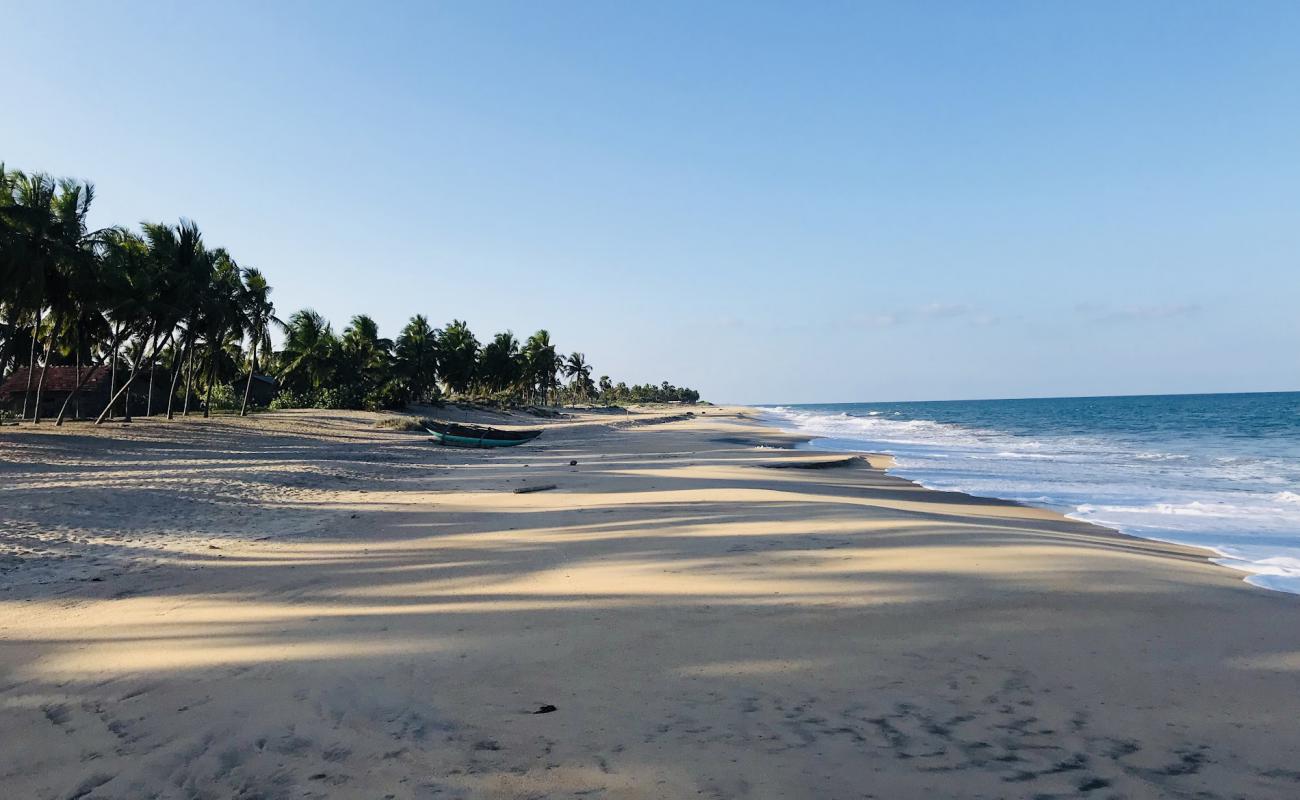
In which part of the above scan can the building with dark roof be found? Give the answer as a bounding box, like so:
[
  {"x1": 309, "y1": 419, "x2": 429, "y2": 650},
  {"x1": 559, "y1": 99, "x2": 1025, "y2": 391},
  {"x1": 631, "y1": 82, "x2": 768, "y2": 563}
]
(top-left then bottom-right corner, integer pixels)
[{"x1": 0, "y1": 366, "x2": 153, "y2": 419}]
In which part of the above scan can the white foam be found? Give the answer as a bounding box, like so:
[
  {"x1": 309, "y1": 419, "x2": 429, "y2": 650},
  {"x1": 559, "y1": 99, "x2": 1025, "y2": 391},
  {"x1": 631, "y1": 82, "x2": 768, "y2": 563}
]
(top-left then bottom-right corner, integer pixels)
[{"x1": 760, "y1": 405, "x2": 1300, "y2": 596}]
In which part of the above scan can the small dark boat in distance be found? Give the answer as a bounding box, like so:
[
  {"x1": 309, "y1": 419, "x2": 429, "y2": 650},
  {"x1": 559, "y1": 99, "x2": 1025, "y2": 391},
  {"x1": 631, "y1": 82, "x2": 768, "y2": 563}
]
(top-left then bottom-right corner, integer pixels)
[{"x1": 425, "y1": 421, "x2": 543, "y2": 448}]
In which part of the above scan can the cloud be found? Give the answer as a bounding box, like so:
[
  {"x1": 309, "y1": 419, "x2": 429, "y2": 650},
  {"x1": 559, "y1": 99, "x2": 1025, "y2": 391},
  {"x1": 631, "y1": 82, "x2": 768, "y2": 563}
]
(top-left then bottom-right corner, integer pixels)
[
  {"x1": 1077, "y1": 303, "x2": 1202, "y2": 323},
  {"x1": 917, "y1": 302, "x2": 973, "y2": 319},
  {"x1": 850, "y1": 312, "x2": 904, "y2": 328},
  {"x1": 849, "y1": 303, "x2": 1000, "y2": 328}
]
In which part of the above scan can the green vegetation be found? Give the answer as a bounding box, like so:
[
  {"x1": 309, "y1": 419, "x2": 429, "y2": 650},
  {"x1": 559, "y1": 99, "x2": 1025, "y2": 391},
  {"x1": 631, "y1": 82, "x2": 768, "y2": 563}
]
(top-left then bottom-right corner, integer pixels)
[{"x1": 0, "y1": 162, "x2": 700, "y2": 421}]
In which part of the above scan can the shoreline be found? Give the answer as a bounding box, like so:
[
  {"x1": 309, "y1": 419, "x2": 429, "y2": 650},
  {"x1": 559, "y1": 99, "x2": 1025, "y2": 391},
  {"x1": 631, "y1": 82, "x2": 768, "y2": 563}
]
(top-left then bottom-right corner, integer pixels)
[
  {"x1": 4, "y1": 406, "x2": 1300, "y2": 797},
  {"x1": 754, "y1": 405, "x2": 1300, "y2": 597}
]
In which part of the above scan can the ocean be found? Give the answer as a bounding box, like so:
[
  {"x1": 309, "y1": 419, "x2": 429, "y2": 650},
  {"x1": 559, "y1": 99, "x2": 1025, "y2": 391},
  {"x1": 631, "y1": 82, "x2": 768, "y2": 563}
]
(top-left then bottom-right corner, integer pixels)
[{"x1": 759, "y1": 392, "x2": 1300, "y2": 595}]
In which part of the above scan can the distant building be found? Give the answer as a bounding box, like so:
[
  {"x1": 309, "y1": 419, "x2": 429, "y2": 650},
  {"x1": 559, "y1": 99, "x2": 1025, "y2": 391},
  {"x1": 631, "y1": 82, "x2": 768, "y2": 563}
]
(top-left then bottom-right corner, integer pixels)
[
  {"x1": 1, "y1": 366, "x2": 112, "y2": 418},
  {"x1": 232, "y1": 374, "x2": 278, "y2": 407},
  {"x1": 0, "y1": 365, "x2": 169, "y2": 419}
]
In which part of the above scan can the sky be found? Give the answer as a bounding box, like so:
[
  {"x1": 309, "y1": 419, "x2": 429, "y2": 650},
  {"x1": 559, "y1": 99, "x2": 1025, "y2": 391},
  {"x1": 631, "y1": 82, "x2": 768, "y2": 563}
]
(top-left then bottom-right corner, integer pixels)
[{"x1": 3, "y1": 1, "x2": 1298, "y2": 403}]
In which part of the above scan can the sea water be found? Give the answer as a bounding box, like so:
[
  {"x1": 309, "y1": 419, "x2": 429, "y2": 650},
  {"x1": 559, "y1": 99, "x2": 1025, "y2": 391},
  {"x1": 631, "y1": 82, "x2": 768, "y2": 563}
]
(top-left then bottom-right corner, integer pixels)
[{"x1": 759, "y1": 392, "x2": 1300, "y2": 595}]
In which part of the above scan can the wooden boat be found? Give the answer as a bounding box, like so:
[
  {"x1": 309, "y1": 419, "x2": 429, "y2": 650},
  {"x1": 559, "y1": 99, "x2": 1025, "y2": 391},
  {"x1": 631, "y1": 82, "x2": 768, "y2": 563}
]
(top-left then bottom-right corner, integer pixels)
[{"x1": 425, "y1": 421, "x2": 543, "y2": 448}]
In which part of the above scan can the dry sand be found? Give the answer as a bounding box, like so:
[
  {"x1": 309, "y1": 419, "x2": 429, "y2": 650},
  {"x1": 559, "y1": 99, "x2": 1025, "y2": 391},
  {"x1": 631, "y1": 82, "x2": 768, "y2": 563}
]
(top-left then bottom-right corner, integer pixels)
[{"x1": 2, "y1": 406, "x2": 1299, "y2": 799}]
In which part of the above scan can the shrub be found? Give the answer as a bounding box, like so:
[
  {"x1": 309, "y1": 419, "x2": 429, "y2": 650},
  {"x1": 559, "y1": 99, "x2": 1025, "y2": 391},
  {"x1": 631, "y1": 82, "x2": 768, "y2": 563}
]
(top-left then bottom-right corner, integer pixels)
[
  {"x1": 205, "y1": 383, "x2": 240, "y2": 411},
  {"x1": 365, "y1": 379, "x2": 412, "y2": 411},
  {"x1": 269, "y1": 389, "x2": 316, "y2": 410},
  {"x1": 375, "y1": 416, "x2": 427, "y2": 432}
]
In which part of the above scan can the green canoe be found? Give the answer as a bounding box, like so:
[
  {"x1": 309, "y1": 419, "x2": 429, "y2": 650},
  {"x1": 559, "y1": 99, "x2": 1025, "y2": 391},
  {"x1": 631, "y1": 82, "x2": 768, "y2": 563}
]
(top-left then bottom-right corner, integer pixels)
[{"x1": 425, "y1": 422, "x2": 543, "y2": 448}]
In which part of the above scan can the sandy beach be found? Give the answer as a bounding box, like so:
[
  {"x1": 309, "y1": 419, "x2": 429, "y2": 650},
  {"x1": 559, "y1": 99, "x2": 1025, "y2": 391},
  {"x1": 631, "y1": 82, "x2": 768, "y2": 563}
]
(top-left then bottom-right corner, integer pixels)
[{"x1": 3, "y1": 407, "x2": 1299, "y2": 799}]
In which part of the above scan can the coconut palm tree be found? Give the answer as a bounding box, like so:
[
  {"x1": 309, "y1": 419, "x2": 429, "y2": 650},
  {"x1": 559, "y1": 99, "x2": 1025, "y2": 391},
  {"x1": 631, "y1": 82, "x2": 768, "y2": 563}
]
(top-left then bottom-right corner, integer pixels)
[
  {"x1": 276, "y1": 308, "x2": 337, "y2": 395},
  {"x1": 2, "y1": 158, "x2": 708, "y2": 420},
  {"x1": 239, "y1": 267, "x2": 277, "y2": 416},
  {"x1": 52, "y1": 250, "x2": 114, "y2": 425},
  {"x1": 394, "y1": 314, "x2": 438, "y2": 403},
  {"x1": 95, "y1": 220, "x2": 207, "y2": 423},
  {"x1": 28, "y1": 177, "x2": 100, "y2": 423},
  {"x1": 0, "y1": 164, "x2": 28, "y2": 377},
  {"x1": 437, "y1": 319, "x2": 479, "y2": 395},
  {"x1": 339, "y1": 314, "x2": 392, "y2": 404},
  {"x1": 93, "y1": 227, "x2": 150, "y2": 419},
  {"x1": 198, "y1": 249, "x2": 246, "y2": 417},
  {"x1": 562, "y1": 352, "x2": 595, "y2": 402},
  {"x1": 3, "y1": 171, "x2": 60, "y2": 419},
  {"x1": 522, "y1": 329, "x2": 559, "y2": 404},
  {"x1": 155, "y1": 225, "x2": 217, "y2": 419},
  {"x1": 477, "y1": 331, "x2": 522, "y2": 394}
]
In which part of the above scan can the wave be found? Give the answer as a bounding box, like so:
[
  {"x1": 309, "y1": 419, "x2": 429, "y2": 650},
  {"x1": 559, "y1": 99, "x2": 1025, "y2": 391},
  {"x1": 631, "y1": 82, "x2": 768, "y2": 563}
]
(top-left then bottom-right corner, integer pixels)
[{"x1": 759, "y1": 404, "x2": 1300, "y2": 595}]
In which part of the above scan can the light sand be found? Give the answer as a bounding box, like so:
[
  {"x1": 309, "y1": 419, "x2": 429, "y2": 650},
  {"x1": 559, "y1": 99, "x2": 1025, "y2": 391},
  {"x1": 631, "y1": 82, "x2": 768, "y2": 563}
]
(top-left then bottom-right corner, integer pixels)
[{"x1": 2, "y1": 406, "x2": 1299, "y2": 799}]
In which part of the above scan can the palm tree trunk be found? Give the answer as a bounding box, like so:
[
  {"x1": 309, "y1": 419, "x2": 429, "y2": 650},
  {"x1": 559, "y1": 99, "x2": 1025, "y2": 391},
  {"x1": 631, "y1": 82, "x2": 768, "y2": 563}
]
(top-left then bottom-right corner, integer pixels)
[
  {"x1": 123, "y1": 339, "x2": 142, "y2": 422},
  {"x1": 107, "y1": 343, "x2": 116, "y2": 418},
  {"x1": 108, "y1": 332, "x2": 118, "y2": 420},
  {"x1": 145, "y1": 355, "x2": 157, "y2": 417},
  {"x1": 143, "y1": 329, "x2": 168, "y2": 419},
  {"x1": 56, "y1": 355, "x2": 107, "y2": 426},
  {"x1": 203, "y1": 338, "x2": 219, "y2": 418},
  {"x1": 166, "y1": 334, "x2": 191, "y2": 420},
  {"x1": 145, "y1": 330, "x2": 172, "y2": 417},
  {"x1": 32, "y1": 336, "x2": 54, "y2": 424},
  {"x1": 97, "y1": 368, "x2": 141, "y2": 425},
  {"x1": 21, "y1": 310, "x2": 40, "y2": 421},
  {"x1": 96, "y1": 322, "x2": 160, "y2": 425},
  {"x1": 74, "y1": 331, "x2": 82, "y2": 420},
  {"x1": 240, "y1": 330, "x2": 259, "y2": 417},
  {"x1": 183, "y1": 341, "x2": 197, "y2": 416}
]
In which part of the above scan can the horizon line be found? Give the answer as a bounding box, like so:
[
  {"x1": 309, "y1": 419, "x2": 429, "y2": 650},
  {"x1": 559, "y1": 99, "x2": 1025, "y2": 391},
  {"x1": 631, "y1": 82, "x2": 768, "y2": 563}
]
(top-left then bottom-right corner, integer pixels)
[{"x1": 747, "y1": 388, "x2": 1300, "y2": 407}]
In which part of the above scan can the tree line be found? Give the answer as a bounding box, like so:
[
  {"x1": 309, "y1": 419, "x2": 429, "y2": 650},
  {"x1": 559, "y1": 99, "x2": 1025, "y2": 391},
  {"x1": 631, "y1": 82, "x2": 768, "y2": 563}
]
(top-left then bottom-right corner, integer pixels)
[{"x1": 0, "y1": 162, "x2": 700, "y2": 423}]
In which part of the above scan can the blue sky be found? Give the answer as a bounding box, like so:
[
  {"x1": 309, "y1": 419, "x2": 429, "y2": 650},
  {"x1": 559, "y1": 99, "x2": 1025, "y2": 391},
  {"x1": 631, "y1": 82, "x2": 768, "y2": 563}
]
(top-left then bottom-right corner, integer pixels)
[{"x1": 4, "y1": 1, "x2": 1298, "y2": 403}]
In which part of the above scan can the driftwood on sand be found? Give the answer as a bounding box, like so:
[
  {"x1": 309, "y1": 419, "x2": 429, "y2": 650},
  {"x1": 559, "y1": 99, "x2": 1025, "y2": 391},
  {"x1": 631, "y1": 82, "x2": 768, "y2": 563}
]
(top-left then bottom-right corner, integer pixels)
[{"x1": 513, "y1": 483, "x2": 558, "y2": 494}]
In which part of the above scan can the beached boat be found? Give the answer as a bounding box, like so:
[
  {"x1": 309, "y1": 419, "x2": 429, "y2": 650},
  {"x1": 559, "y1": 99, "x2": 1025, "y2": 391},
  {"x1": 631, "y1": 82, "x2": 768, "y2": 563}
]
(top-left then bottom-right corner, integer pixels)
[{"x1": 425, "y1": 422, "x2": 543, "y2": 448}]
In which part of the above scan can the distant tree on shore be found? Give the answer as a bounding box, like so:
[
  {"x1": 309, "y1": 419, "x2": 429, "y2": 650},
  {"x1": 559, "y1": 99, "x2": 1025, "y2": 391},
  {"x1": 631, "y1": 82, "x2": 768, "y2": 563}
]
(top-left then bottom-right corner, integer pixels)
[
  {"x1": 394, "y1": 314, "x2": 438, "y2": 404},
  {"x1": 522, "y1": 330, "x2": 559, "y2": 405},
  {"x1": 437, "y1": 320, "x2": 479, "y2": 395},
  {"x1": 563, "y1": 352, "x2": 595, "y2": 402},
  {"x1": 477, "y1": 331, "x2": 523, "y2": 394},
  {"x1": 0, "y1": 160, "x2": 702, "y2": 419},
  {"x1": 239, "y1": 268, "x2": 277, "y2": 417}
]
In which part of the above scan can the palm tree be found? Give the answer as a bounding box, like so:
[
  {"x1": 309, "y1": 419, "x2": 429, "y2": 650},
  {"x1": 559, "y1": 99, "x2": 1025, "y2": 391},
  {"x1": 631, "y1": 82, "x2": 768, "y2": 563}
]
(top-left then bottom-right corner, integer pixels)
[
  {"x1": 0, "y1": 303, "x2": 28, "y2": 379},
  {"x1": 2, "y1": 158, "x2": 708, "y2": 420},
  {"x1": 0, "y1": 164, "x2": 31, "y2": 382},
  {"x1": 3, "y1": 171, "x2": 59, "y2": 420},
  {"x1": 95, "y1": 228, "x2": 150, "y2": 420},
  {"x1": 197, "y1": 249, "x2": 246, "y2": 417},
  {"x1": 239, "y1": 267, "x2": 277, "y2": 416},
  {"x1": 29, "y1": 177, "x2": 99, "y2": 423},
  {"x1": 157, "y1": 226, "x2": 218, "y2": 419},
  {"x1": 394, "y1": 314, "x2": 438, "y2": 403},
  {"x1": 477, "y1": 331, "x2": 522, "y2": 394},
  {"x1": 562, "y1": 352, "x2": 595, "y2": 402},
  {"x1": 0, "y1": 162, "x2": 18, "y2": 292},
  {"x1": 339, "y1": 314, "x2": 392, "y2": 403},
  {"x1": 276, "y1": 308, "x2": 337, "y2": 395},
  {"x1": 341, "y1": 314, "x2": 391, "y2": 371},
  {"x1": 53, "y1": 247, "x2": 114, "y2": 425},
  {"x1": 522, "y1": 329, "x2": 559, "y2": 405},
  {"x1": 0, "y1": 161, "x2": 28, "y2": 376},
  {"x1": 95, "y1": 220, "x2": 206, "y2": 423},
  {"x1": 437, "y1": 319, "x2": 479, "y2": 395}
]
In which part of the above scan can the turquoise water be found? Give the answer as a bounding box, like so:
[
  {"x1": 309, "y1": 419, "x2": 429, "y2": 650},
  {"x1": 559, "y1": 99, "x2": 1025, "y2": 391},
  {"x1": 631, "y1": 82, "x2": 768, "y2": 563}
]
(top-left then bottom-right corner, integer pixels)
[{"x1": 760, "y1": 392, "x2": 1300, "y2": 594}]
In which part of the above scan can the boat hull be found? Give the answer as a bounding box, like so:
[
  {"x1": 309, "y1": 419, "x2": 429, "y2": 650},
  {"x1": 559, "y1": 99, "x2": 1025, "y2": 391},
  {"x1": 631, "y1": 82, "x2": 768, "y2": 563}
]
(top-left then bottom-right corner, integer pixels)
[{"x1": 425, "y1": 426, "x2": 542, "y2": 448}]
